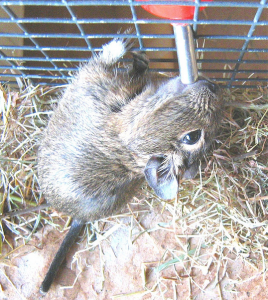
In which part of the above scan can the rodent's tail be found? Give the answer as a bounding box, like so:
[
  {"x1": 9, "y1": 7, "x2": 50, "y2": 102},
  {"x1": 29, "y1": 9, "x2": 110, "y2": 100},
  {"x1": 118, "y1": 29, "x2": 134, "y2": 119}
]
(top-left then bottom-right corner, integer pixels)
[
  {"x1": 98, "y1": 37, "x2": 133, "y2": 66},
  {"x1": 39, "y1": 219, "x2": 84, "y2": 294}
]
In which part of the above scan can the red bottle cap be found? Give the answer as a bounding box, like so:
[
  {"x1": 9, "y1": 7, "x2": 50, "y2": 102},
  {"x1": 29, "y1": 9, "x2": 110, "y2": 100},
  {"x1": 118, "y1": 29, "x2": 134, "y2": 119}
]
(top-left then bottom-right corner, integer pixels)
[{"x1": 139, "y1": 0, "x2": 212, "y2": 20}]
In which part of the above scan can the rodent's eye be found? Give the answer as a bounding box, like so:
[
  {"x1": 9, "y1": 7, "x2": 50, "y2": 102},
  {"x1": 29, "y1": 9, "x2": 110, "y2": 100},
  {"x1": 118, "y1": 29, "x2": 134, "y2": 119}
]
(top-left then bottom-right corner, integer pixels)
[{"x1": 181, "y1": 130, "x2": 202, "y2": 145}]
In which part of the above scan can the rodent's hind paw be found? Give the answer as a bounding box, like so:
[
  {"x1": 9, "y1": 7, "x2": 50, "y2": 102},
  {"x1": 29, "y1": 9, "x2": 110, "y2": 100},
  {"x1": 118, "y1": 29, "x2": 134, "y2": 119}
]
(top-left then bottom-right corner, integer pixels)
[{"x1": 132, "y1": 51, "x2": 149, "y2": 74}]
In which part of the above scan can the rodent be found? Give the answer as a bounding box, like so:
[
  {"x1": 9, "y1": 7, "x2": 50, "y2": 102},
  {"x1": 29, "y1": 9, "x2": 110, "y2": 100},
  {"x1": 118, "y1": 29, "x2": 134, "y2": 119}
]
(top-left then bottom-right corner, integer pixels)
[{"x1": 38, "y1": 38, "x2": 223, "y2": 293}]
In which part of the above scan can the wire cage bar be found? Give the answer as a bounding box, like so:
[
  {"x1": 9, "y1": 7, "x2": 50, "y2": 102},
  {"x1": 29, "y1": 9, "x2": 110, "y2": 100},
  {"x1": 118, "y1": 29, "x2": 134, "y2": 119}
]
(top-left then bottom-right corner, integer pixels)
[{"x1": 0, "y1": 0, "x2": 267, "y2": 88}]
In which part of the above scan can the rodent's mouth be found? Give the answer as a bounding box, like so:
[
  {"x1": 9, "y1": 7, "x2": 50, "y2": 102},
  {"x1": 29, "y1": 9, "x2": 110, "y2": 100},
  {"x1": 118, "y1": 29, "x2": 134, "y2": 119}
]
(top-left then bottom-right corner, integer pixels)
[{"x1": 181, "y1": 161, "x2": 199, "y2": 180}]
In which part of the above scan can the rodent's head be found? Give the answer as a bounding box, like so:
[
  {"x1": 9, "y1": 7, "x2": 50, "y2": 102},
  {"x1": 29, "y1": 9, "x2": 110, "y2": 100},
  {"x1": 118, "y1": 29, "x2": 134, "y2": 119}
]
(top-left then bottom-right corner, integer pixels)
[{"x1": 120, "y1": 77, "x2": 223, "y2": 200}]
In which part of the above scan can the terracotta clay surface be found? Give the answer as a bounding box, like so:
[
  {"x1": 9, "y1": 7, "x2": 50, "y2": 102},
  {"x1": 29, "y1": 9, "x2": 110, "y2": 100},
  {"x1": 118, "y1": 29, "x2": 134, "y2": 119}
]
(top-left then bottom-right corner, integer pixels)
[{"x1": 1, "y1": 202, "x2": 267, "y2": 300}]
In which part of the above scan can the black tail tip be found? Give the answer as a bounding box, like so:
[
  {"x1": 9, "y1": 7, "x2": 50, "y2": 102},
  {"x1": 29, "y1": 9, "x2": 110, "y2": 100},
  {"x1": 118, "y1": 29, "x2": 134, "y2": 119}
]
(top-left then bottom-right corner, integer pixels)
[{"x1": 39, "y1": 283, "x2": 49, "y2": 295}]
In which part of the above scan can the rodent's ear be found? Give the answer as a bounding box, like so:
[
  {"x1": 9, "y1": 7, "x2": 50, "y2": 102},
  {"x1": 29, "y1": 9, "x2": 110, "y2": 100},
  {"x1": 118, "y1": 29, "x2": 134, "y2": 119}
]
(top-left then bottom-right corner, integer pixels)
[{"x1": 144, "y1": 155, "x2": 179, "y2": 200}]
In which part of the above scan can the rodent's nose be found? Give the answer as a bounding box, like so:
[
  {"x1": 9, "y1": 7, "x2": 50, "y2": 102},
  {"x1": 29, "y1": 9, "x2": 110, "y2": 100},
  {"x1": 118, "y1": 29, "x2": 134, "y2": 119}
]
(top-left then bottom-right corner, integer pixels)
[{"x1": 207, "y1": 81, "x2": 219, "y2": 94}]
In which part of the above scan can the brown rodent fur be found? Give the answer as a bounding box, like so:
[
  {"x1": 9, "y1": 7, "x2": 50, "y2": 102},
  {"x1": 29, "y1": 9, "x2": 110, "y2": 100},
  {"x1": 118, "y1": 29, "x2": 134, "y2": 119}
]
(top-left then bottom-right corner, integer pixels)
[{"x1": 38, "y1": 38, "x2": 223, "y2": 293}]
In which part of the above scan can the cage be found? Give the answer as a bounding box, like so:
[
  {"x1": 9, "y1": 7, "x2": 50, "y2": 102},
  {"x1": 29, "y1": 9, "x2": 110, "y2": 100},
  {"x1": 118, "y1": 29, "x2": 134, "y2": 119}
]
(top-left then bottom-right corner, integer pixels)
[{"x1": 0, "y1": 0, "x2": 267, "y2": 89}]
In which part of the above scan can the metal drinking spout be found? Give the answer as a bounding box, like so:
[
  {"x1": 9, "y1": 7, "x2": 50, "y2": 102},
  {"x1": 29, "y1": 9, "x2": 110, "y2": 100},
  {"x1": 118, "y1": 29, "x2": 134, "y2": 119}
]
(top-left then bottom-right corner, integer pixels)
[{"x1": 173, "y1": 24, "x2": 198, "y2": 84}]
